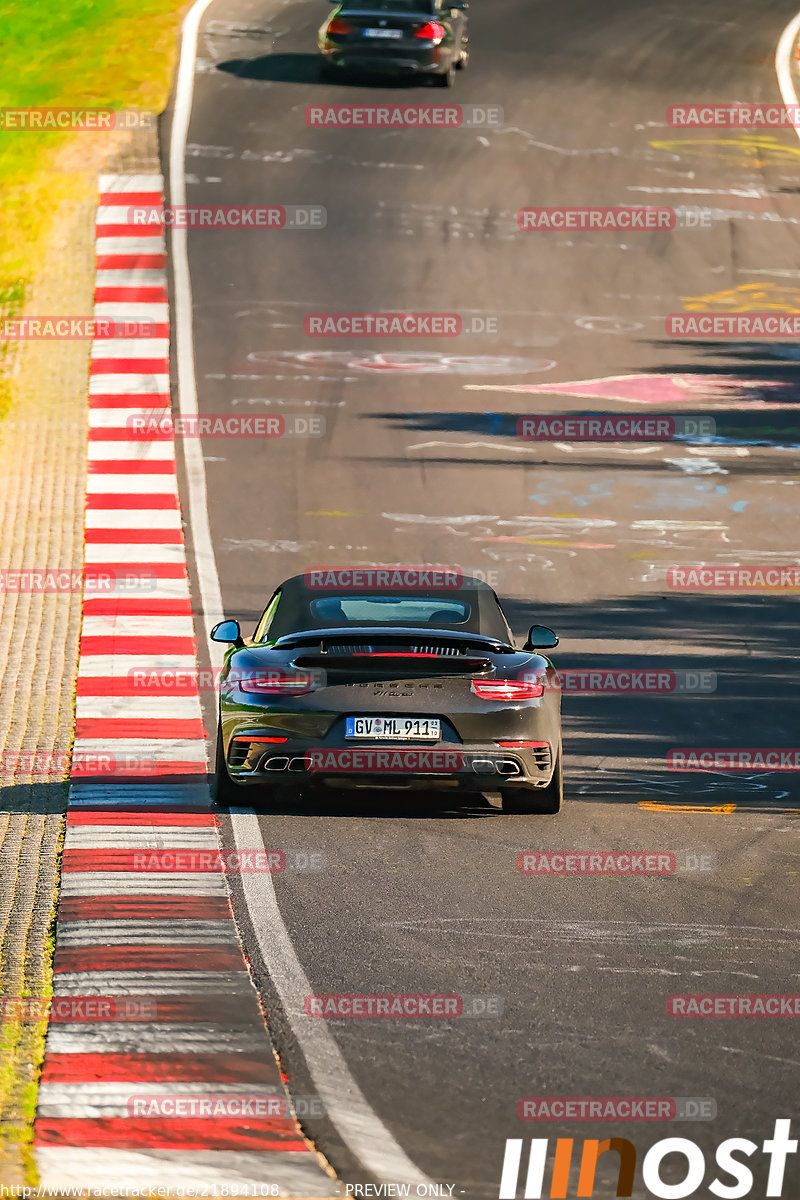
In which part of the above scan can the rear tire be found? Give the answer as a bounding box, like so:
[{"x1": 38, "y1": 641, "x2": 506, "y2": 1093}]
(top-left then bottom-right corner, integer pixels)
[
  {"x1": 435, "y1": 61, "x2": 456, "y2": 87},
  {"x1": 212, "y1": 722, "x2": 240, "y2": 807},
  {"x1": 502, "y1": 745, "x2": 563, "y2": 814}
]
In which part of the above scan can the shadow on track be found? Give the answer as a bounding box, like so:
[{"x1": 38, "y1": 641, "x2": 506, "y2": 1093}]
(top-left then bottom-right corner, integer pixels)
[
  {"x1": 217, "y1": 54, "x2": 422, "y2": 88},
  {"x1": 215, "y1": 783, "x2": 501, "y2": 819},
  {"x1": 501, "y1": 593, "x2": 800, "y2": 810}
]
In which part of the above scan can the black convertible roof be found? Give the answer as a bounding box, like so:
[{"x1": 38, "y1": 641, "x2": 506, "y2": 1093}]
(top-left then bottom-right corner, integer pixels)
[{"x1": 264, "y1": 570, "x2": 513, "y2": 642}]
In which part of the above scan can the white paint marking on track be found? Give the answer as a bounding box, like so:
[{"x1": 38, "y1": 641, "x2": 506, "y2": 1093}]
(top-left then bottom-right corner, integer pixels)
[
  {"x1": 169, "y1": 0, "x2": 436, "y2": 1184},
  {"x1": 85, "y1": 473, "x2": 179, "y2": 494},
  {"x1": 91, "y1": 338, "x2": 171, "y2": 357},
  {"x1": 57, "y1": 919, "x2": 237, "y2": 944},
  {"x1": 45, "y1": 1026, "x2": 259, "y2": 1053},
  {"x1": 63, "y1": 822, "x2": 214, "y2": 845},
  {"x1": 35, "y1": 1149, "x2": 339, "y2": 1196},
  {"x1": 89, "y1": 373, "x2": 171, "y2": 394},
  {"x1": 95, "y1": 237, "x2": 166, "y2": 255},
  {"x1": 776, "y1": 10, "x2": 800, "y2": 129},
  {"x1": 93, "y1": 302, "x2": 170, "y2": 320},
  {"x1": 75, "y1": 695, "x2": 203, "y2": 720},
  {"x1": 88, "y1": 409, "x2": 171, "y2": 429},
  {"x1": 53, "y1": 973, "x2": 250, "y2": 994},
  {"x1": 81, "y1": 614, "x2": 195, "y2": 637},
  {"x1": 72, "y1": 737, "x2": 207, "y2": 762},
  {"x1": 86, "y1": 442, "x2": 176, "y2": 462},
  {"x1": 83, "y1": 509, "x2": 182, "y2": 529},
  {"x1": 58, "y1": 874, "x2": 226, "y2": 896},
  {"x1": 83, "y1": 544, "x2": 186, "y2": 564}
]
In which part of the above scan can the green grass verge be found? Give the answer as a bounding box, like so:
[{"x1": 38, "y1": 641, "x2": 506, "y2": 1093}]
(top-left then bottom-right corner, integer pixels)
[{"x1": 0, "y1": 0, "x2": 189, "y2": 419}]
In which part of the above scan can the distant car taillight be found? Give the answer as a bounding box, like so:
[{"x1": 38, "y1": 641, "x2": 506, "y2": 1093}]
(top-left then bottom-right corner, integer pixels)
[
  {"x1": 496, "y1": 740, "x2": 549, "y2": 748},
  {"x1": 240, "y1": 674, "x2": 316, "y2": 695},
  {"x1": 471, "y1": 679, "x2": 545, "y2": 701},
  {"x1": 352, "y1": 652, "x2": 439, "y2": 658},
  {"x1": 328, "y1": 16, "x2": 353, "y2": 34},
  {"x1": 413, "y1": 21, "x2": 445, "y2": 43}
]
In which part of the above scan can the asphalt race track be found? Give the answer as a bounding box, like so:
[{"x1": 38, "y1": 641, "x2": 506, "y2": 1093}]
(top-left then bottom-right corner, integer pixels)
[{"x1": 167, "y1": 1, "x2": 800, "y2": 1194}]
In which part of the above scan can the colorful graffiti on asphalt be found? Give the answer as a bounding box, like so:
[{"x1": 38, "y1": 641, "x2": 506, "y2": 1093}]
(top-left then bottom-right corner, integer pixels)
[
  {"x1": 650, "y1": 133, "x2": 800, "y2": 168},
  {"x1": 246, "y1": 350, "x2": 557, "y2": 376},
  {"x1": 465, "y1": 374, "x2": 792, "y2": 405},
  {"x1": 682, "y1": 282, "x2": 800, "y2": 313}
]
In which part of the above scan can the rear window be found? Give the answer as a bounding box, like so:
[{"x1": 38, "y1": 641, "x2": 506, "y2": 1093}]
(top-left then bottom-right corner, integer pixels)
[
  {"x1": 341, "y1": 0, "x2": 435, "y2": 12},
  {"x1": 308, "y1": 595, "x2": 469, "y2": 626}
]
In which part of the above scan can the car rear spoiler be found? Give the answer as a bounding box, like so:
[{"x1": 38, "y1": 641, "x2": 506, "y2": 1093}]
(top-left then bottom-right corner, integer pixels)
[
  {"x1": 271, "y1": 627, "x2": 508, "y2": 681},
  {"x1": 272, "y1": 626, "x2": 515, "y2": 654}
]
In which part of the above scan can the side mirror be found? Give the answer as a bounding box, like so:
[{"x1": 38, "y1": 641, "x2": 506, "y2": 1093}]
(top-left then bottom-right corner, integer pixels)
[
  {"x1": 523, "y1": 625, "x2": 558, "y2": 651},
  {"x1": 211, "y1": 619, "x2": 244, "y2": 646}
]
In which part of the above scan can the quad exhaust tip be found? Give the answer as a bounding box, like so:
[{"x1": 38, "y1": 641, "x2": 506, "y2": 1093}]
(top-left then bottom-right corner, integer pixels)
[{"x1": 259, "y1": 755, "x2": 523, "y2": 777}]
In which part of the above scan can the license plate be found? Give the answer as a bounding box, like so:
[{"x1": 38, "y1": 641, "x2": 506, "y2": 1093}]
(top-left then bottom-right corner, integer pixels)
[
  {"x1": 363, "y1": 27, "x2": 402, "y2": 38},
  {"x1": 346, "y1": 716, "x2": 440, "y2": 740}
]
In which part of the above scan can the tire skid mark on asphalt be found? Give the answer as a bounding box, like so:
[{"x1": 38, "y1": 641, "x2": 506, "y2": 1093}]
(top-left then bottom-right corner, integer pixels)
[{"x1": 32, "y1": 174, "x2": 340, "y2": 1197}]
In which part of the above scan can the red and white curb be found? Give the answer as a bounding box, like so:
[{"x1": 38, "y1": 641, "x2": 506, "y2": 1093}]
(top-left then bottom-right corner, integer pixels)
[{"x1": 34, "y1": 174, "x2": 340, "y2": 1196}]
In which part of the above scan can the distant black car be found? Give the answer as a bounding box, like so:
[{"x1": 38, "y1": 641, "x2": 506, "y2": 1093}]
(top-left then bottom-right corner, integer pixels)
[
  {"x1": 318, "y1": 0, "x2": 469, "y2": 87},
  {"x1": 211, "y1": 571, "x2": 562, "y2": 814}
]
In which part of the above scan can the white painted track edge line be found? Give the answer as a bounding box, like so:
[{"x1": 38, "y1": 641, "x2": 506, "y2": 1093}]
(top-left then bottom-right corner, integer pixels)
[
  {"x1": 776, "y1": 8, "x2": 800, "y2": 134},
  {"x1": 167, "y1": 0, "x2": 435, "y2": 1184},
  {"x1": 168, "y1": 0, "x2": 225, "y2": 674},
  {"x1": 229, "y1": 810, "x2": 435, "y2": 1186}
]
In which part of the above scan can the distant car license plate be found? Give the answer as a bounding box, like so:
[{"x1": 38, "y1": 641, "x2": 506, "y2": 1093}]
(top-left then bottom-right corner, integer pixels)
[
  {"x1": 346, "y1": 716, "x2": 440, "y2": 740},
  {"x1": 363, "y1": 27, "x2": 402, "y2": 37}
]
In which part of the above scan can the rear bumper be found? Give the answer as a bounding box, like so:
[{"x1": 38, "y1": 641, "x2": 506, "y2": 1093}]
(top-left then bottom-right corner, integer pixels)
[
  {"x1": 321, "y1": 46, "x2": 444, "y2": 75},
  {"x1": 223, "y1": 735, "x2": 556, "y2": 791}
]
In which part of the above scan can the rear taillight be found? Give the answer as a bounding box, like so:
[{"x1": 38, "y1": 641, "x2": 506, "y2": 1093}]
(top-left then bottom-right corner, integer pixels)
[
  {"x1": 413, "y1": 21, "x2": 445, "y2": 42},
  {"x1": 240, "y1": 673, "x2": 315, "y2": 695},
  {"x1": 328, "y1": 16, "x2": 353, "y2": 34},
  {"x1": 471, "y1": 679, "x2": 545, "y2": 701},
  {"x1": 233, "y1": 735, "x2": 287, "y2": 744}
]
